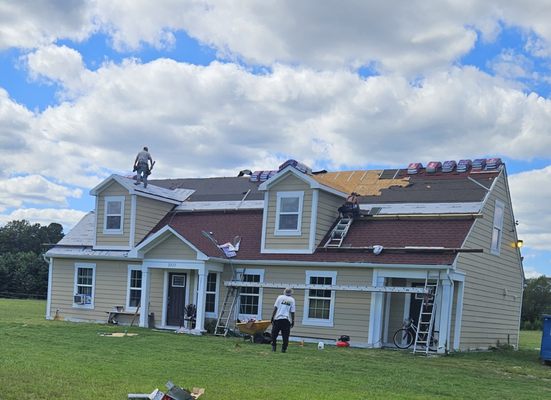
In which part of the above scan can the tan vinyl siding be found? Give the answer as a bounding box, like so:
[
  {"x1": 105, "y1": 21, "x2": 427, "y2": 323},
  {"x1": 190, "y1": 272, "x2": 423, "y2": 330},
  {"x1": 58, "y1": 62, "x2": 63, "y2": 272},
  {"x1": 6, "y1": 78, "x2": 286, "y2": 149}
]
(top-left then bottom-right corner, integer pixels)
[
  {"x1": 265, "y1": 174, "x2": 312, "y2": 250},
  {"x1": 95, "y1": 182, "x2": 131, "y2": 247},
  {"x1": 49, "y1": 258, "x2": 142, "y2": 322},
  {"x1": 218, "y1": 264, "x2": 373, "y2": 342},
  {"x1": 315, "y1": 190, "x2": 343, "y2": 246},
  {"x1": 455, "y1": 172, "x2": 523, "y2": 350},
  {"x1": 145, "y1": 235, "x2": 198, "y2": 260},
  {"x1": 135, "y1": 196, "x2": 173, "y2": 245},
  {"x1": 148, "y1": 269, "x2": 164, "y2": 328}
]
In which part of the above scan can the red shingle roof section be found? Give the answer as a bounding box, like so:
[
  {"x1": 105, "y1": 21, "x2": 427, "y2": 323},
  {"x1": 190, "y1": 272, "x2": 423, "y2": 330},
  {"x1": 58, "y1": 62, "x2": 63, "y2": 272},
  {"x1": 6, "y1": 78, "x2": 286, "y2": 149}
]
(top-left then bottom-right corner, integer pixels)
[{"x1": 151, "y1": 210, "x2": 475, "y2": 265}]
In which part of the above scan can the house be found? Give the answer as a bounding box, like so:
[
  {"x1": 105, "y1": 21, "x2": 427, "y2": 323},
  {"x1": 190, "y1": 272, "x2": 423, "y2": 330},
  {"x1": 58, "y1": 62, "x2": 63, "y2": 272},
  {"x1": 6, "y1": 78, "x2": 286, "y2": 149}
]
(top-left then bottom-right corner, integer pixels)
[{"x1": 45, "y1": 158, "x2": 524, "y2": 352}]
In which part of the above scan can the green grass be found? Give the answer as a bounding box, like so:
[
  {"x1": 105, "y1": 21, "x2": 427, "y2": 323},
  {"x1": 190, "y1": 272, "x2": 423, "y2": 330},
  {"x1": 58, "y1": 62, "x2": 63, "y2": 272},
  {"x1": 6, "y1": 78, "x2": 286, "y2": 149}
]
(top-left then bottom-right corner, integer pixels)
[{"x1": 0, "y1": 299, "x2": 549, "y2": 399}]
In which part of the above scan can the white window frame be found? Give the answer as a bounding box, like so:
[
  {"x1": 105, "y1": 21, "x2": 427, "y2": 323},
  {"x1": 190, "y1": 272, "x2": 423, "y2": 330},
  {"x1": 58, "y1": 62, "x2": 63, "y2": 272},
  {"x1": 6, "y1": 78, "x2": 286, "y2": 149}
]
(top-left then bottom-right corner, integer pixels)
[
  {"x1": 103, "y1": 196, "x2": 125, "y2": 234},
  {"x1": 490, "y1": 200, "x2": 505, "y2": 255},
  {"x1": 126, "y1": 266, "x2": 143, "y2": 312},
  {"x1": 303, "y1": 270, "x2": 337, "y2": 327},
  {"x1": 237, "y1": 268, "x2": 264, "y2": 321},
  {"x1": 73, "y1": 263, "x2": 96, "y2": 309},
  {"x1": 205, "y1": 272, "x2": 220, "y2": 318},
  {"x1": 274, "y1": 191, "x2": 304, "y2": 236}
]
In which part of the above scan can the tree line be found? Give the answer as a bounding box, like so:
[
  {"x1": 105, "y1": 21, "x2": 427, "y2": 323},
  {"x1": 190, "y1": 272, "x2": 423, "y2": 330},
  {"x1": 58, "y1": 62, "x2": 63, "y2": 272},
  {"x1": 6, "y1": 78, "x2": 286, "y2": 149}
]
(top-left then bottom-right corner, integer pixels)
[{"x1": 0, "y1": 220, "x2": 64, "y2": 299}]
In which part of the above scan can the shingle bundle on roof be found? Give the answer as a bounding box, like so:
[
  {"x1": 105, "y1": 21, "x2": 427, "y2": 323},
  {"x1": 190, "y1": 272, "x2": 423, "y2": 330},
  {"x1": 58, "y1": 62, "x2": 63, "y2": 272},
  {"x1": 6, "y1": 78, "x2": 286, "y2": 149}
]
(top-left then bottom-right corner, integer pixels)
[
  {"x1": 442, "y1": 160, "x2": 457, "y2": 173},
  {"x1": 457, "y1": 159, "x2": 472, "y2": 173},
  {"x1": 472, "y1": 159, "x2": 486, "y2": 171},
  {"x1": 407, "y1": 162, "x2": 423, "y2": 174},
  {"x1": 426, "y1": 161, "x2": 442, "y2": 173},
  {"x1": 485, "y1": 158, "x2": 502, "y2": 170}
]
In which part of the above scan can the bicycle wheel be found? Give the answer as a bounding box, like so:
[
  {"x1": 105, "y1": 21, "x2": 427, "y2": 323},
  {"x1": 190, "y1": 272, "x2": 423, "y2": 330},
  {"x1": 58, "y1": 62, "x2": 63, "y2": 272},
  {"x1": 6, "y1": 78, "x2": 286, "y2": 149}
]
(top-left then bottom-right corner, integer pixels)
[{"x1": 393, "y1": 328, "x2": 414, "y2": 349}]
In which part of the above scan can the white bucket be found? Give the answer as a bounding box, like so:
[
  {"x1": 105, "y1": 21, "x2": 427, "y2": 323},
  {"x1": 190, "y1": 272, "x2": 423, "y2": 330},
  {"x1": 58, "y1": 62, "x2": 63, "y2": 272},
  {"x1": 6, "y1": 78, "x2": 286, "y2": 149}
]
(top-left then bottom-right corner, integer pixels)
[{"x1": 318, "y1": 341, "x2": 325, "y2": 350}]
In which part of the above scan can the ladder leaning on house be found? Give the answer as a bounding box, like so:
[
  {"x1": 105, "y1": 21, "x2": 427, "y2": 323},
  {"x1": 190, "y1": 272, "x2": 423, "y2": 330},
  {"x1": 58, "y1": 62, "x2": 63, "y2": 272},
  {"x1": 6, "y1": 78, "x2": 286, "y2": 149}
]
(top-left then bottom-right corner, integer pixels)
[
  {"x1": 214, "y1": 266, "x2": 245, "y2": 336},
  {"x1": 324, "y1": 216, "x2": 354, "y2": 248},
  {"x1": 413, "y1": 273, "x2": 440, "y2": 355}
]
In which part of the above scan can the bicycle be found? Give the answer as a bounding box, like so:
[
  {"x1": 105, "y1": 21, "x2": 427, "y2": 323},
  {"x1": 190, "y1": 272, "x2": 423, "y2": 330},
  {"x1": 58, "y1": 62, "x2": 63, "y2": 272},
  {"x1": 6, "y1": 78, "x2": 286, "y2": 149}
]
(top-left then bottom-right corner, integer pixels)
[{"x1": 392, "y1": 318, "x2": 438, "y2": 349}]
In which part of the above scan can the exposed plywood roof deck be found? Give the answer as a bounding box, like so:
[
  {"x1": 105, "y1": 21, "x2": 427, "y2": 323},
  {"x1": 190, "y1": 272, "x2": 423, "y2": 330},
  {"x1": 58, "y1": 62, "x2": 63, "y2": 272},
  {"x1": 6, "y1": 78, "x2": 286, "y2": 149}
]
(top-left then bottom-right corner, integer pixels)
[{"x1": 312, "y1": 170, "x2": 410, "y2": 196}]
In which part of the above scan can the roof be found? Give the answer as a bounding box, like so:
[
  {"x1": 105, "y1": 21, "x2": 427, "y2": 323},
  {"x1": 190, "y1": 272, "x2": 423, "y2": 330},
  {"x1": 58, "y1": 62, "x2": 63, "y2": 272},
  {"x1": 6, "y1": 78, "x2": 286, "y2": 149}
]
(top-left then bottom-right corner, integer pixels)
[
  {"x1": 312, "y1": 170, "x2": 410, "y2": 196},
  {"x1": 56, "y1": 211, "x2": 96, "y2": 246},
  {"x1": 154, "y1": 210, "x2": 473, "y2": 265}
]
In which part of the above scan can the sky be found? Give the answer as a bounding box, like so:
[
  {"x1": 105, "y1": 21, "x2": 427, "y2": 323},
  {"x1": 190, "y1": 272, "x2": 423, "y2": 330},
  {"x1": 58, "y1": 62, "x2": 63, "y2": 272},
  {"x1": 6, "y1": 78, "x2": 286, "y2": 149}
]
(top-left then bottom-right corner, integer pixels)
[{"x1": 1, "y1": 1, "x2": 551, "y2": 278}]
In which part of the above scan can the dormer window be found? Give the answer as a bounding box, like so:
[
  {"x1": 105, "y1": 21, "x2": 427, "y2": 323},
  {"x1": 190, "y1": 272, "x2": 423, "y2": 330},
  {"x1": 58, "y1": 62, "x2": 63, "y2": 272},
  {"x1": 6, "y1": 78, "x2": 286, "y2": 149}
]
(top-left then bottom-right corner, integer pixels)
[
  {"x1": 104, "y1": 196, "x2": 124, "y2": 234},
  {"x1": 275, "y1": 191, "x2": 303, "y2": 236}
]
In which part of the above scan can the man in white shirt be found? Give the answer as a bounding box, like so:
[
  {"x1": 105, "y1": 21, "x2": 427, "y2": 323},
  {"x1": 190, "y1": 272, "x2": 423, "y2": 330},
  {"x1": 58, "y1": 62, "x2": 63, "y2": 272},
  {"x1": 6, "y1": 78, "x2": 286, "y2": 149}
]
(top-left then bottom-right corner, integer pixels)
[{"x1": 271, "y1": 288, "x2": 296, "y2": 353}]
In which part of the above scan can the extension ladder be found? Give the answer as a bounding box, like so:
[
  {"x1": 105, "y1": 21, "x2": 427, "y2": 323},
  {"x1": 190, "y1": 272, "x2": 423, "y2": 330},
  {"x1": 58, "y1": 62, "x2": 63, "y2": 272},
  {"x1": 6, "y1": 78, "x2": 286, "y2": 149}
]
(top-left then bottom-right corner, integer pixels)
[
  {"x1": 413, "y1": 273, "x2": 439, "y2": 354},
  {"x1": 324, "y1": 216, "x2": 354, "y2": 247},
  {"x1": 214, "y1": 266, "x2": 245, "y2": 336}
]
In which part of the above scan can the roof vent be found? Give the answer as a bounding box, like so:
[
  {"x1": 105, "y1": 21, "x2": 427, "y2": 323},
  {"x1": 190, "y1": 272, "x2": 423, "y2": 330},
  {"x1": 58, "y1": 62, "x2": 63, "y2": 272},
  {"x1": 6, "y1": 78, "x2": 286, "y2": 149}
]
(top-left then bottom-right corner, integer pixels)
[
  {"x1": 485, "y1": 158, "x2": 502, "y2": 170},
  {"x1": 278, "y1": 159, "x2": 312, "y2": 174},
  {"x1": 457, "y1": 159, "x2": 472, "y2": 173},
  {"x1": 426, "y1": 161, "x2": 442, "y2": 174},
  {"x1": 407, "y1": 162, "x2": 423, "y2": 174},
  {"x1": 442, "y1": 160, "x2": 457, "y2": 173},
  {"x1": 472, "y1": 159, "x2": 486, "y2": 171}
]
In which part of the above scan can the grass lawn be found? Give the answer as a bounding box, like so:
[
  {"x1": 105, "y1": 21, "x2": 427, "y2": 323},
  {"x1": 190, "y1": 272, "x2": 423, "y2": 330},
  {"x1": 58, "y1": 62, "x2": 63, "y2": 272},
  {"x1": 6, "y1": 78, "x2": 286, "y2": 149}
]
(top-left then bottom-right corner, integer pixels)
[{"x1": 0, "y1": 299, "x2": 550, "y2": 399}]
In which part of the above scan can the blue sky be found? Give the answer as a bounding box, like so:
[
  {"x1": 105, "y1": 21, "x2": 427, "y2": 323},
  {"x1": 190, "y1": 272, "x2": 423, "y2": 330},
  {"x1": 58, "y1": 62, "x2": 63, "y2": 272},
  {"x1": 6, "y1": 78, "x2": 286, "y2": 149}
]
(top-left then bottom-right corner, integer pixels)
[{"x1": 1, "y1": 1, "x2": 551, "y2": 277}]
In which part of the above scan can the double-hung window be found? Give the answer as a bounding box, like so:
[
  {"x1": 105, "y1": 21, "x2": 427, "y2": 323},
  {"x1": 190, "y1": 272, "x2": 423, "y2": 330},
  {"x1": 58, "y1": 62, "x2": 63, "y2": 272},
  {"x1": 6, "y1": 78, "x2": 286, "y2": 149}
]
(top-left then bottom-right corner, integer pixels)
[
  {"x1": 126, "y1": 267, "x2": 142, "y2": 311},
  {"x1": 205, "y1": 272, "x2": 219, "y2": 317},
  {"x1": 303, "y1": 271, "x2": 337, "y2": 326},
  {"x1": 275, "y1": 191, "x2": 303, "y2": 235},
  {"x1": 104, "y1": 196, "x2": 124, "y2": 234},
  {"x1": 238, "y1": 269, "x2": 264, "y2": 320},
  {"x1": 73, "y1": 263, "x2": 95, "y2": 309},
  {"x1": 490, "y1": 200, "x2": 505, "y2": 255}
]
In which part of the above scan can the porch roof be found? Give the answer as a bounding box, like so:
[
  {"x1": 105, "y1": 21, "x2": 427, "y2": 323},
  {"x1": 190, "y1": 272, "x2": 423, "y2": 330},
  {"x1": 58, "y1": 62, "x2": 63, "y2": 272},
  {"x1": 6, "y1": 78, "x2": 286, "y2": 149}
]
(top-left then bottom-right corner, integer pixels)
[{"x1": 151, "y1": 210, "x2": 474, "y2": 265}]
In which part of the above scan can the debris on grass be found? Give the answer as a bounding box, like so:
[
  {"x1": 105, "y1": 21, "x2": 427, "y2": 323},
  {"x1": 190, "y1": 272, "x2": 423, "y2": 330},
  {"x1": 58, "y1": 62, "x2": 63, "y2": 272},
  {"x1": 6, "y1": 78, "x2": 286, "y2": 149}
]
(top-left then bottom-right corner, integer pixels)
[
  {"x1": 98, "y1": 332, "x2": 138, "y2": 337},
  {"x1": 128, "y1": 381, "x2": 204, "y2": 399}
]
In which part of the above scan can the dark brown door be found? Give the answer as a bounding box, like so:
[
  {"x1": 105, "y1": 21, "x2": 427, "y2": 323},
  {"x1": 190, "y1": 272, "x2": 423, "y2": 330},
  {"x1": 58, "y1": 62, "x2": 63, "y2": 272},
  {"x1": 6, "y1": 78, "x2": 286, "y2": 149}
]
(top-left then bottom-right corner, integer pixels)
[{"x1": 167, "y1": 273, "x2": 187, "y2": 326}]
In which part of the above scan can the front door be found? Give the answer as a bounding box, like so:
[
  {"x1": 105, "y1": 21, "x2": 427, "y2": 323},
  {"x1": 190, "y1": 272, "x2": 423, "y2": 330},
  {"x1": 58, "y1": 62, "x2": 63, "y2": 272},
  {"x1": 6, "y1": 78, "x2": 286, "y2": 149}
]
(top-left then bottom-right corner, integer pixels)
[{"x1": 167, "y1": 273, "x2": 187, "y2": 326}]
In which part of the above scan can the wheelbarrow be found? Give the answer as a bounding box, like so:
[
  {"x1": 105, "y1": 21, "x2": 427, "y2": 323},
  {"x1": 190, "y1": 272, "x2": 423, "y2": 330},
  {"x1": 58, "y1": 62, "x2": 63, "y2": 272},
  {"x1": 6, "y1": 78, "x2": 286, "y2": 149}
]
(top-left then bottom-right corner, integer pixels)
[{"x1": 235, "y1": 319, "x2": 272, "y2": 343}]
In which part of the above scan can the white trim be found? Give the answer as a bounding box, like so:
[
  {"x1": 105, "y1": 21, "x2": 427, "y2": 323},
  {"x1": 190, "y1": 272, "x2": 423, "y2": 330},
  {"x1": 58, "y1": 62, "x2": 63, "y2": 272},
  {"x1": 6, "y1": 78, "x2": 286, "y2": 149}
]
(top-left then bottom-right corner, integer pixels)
[
  {"x1": 93, "y1": 245, "x2": 131, "y2": 251},
  {"x1": 368, "y1": 270, "x2": 383, "y2": 347},
  {"x1": 258, "y1": 166, "x2": 347, "y2": 198},
  {"x1": 205, "y1": 272, "x2": 220, "y2": 318},
  {"x1": 161, "y1": 270, "x2": 191, "y2": 328},
  {"x1": 143, "y1": 260, "x2": 205, "y2": 270},
  {"x1": 237, "y1": 268, "x2": 264, "y2": 321},
  {"x1": 103, "y1": 196, "x2": 125, "y2": 234},
  {"x1": 359, "y1": 202, "x2": 483, "y2": 215},
  {"x1": 175, "y1": 200, "x2": 264, "y2": 211},
  {"x1": 274, "y1": 191, "x2": 304, "y2": 236},
  {"x1": 130, "y1": 225, "x2": 208, "y2": 260},
  {"x1": 46, "y1": 257, "x2": 53, "y2": 319},
  {"x1": 260, "y1": 191, "x2": 269, "y2": 251},
  {"x1": 490, "y1": 199, "x2": 505, "y2": 255},
  {"x1": 162, "y1": 270, "x2": 169, "y2": 328},
  {"x1": 139, "y1": 266, "x2": 150, "y2": 327},
  {"x1": 383, "y1": 292, "x2": 391, "y2": 343},
  {"x1": 93, "y1": 196, "x2": 98, "y2": 247},
  {"x1": 129, "y1": 195, "x2": 136, "y2": 248},
  {"x1": 453, "y1": 280, "x2": 465, "y2": 351},
  {"x1": 126, "y1": 265, "x2": 143, "y2": 312},
  {"x1": 302, "y1": 270, "x2": 337, "y2": 327},
  {"x1": 73, "y1": 263, "x2": 96, "y2": 309},
  {"x1": 309, "y1": 189, "x2": 319, "y2": 252}
]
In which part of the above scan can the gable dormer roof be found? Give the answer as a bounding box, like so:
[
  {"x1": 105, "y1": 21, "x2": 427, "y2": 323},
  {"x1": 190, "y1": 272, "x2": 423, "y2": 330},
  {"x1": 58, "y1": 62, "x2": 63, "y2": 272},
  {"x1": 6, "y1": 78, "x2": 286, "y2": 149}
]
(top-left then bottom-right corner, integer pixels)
[{"x1": 89, "y1": 174, "x2": 194, "y2": 204}]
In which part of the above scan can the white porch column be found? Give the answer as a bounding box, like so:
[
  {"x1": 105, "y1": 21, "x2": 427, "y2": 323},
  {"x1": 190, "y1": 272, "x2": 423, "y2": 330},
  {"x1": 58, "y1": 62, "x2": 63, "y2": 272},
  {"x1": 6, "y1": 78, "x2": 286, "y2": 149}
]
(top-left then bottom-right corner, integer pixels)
[
  {"x1": 193, "y1": 269, "x2": 207, "y2": 334},
  {"x1": 368, "y1": 272, "x2": 385, "y2": 348},
  {"x1": 437, "y1": 278, "x2": 453, "y2": 354},
  {"x1": 453, "y1": 280, "x2": 465, "y2": 351},
  {"x1": 139, "y1": 266, "x2": 150, "y2": 328}
]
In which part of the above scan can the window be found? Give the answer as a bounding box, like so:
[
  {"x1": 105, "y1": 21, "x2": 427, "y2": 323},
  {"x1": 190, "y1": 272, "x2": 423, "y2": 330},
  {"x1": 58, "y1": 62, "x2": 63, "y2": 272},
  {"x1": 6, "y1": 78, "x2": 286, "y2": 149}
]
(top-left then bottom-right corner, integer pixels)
[
  {"x1": 238, "y1": 269, "x2": 264, "y2": 320},
  {"x1": 490, "y1": 200, "x2": 505, "y2": 255},
  {"x1": 303, "y1": 271, "x2": 337, "y2": 326},
  {"x1": 126, "y1": 267, "x2": 142, "y2": 311},
  {"x1": 73, "y1": 263, "x2": 95, "y2": 309},
  {"x1": 205, "y1": 272, "x2": 218, "y2": 317},
  {"x1": 275, "y1": 191, "x2": 303, "y2": 235},
  {"x1": 104, "y1": 196, "x2": 124, "y2": 234}
]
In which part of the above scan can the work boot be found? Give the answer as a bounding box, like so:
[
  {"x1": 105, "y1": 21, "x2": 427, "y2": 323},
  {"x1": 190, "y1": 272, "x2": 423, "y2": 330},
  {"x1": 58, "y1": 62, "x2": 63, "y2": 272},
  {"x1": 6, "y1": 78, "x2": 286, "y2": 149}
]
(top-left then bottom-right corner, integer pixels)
[
  {"x1": 272, "y1": 345, "x2": 276, "y2": 352},
  {"x1": 281, "y1": 349, "x2": 286, "y2": 353}
]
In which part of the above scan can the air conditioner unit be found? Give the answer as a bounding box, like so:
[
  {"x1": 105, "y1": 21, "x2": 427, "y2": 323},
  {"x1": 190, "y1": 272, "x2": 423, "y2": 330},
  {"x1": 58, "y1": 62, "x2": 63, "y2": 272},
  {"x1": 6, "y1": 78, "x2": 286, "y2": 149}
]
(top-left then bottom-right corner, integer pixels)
[{"x1": 73, "y1": 294, "x2": 86, "y2": 304}]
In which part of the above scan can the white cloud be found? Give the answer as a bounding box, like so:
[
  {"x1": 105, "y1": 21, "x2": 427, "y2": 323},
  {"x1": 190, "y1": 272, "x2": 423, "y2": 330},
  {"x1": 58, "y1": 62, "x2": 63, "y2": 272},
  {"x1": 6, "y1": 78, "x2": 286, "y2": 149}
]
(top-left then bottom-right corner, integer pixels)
[
  {"x1": 509, "y1": 166, "x2": 551, "y2": 251},
  {"x1": 0, "y1": 208, "x2": 86, "y2": 234},
  {"x1": 0, "y1": 175, "x2": 82, "y2": 212},
  {"x1": 523, "y1": 267, "x2": 547, "y2": 279}
]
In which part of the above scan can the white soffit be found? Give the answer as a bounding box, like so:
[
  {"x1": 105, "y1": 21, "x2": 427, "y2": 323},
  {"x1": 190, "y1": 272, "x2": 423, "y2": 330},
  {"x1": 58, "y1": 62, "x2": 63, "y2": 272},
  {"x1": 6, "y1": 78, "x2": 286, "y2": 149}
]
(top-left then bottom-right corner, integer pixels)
[
  {"x1": 360, "y1": 202, "x2": 482, "y2": 214},
  {"x1": 175, "y1": 200, "x2": 264, "y2": 211},
  {"x1": 46, "y1": 247, "x2": 129, "y2": 259}
]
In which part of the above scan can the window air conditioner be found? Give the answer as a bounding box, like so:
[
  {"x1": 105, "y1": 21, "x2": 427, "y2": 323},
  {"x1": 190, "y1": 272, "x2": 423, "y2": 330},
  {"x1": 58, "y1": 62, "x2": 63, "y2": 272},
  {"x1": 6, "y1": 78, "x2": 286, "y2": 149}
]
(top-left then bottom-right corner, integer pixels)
[{"x1": 73, "y1": 294, "x2": 86, "y2": 304}]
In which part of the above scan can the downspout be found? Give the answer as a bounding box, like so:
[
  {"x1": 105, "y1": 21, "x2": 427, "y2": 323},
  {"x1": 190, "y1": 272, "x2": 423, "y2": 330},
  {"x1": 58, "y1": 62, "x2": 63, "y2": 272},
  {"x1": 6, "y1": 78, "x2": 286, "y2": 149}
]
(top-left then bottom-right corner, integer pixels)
[{"x1": 43, "y1": 254, "x2": 53, "y2": 320}]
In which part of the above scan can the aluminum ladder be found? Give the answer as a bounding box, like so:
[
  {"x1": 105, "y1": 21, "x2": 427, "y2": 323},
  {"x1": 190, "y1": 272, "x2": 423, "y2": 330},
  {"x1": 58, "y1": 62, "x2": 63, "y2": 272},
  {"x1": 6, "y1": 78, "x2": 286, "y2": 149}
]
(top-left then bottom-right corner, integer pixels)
[
  {"x1": 324, "y1": 216, "x2": 354, "y2": 247},
  {"x1": 214, "y1": 266, "x2": 245, "y2": 336},
  {"x1": 413, "y1": 273, "x2": 439, "y2": 354}
]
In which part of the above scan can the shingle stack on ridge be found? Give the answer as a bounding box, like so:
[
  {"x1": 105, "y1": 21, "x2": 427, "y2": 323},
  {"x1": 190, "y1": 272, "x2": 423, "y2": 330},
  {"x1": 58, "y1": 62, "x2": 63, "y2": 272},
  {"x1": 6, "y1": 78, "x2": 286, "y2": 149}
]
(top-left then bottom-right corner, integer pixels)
[
  {"x1": 442, "y1": 160, "x2": 457, "y2": 173},
  {"x1": 407, "y1": 162, "x2": 423, "y2": 174},
  {"x1": 472, "y1": 159, "x2": 486, "y2": 171},
  {"x1": 457, "y1": 159, "x2": 472, "y2": 173},
  {"x1": 426, "y1": 161, "x2": 442, "y2": 174},
  {"x1": 485, "y1": 158, "x2": 502, "y2": 170}
]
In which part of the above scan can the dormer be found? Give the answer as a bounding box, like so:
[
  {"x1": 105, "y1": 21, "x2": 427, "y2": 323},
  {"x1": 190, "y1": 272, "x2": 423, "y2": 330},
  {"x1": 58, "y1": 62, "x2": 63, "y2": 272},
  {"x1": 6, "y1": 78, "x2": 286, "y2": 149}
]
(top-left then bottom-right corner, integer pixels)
[
  {"x1": 89, "y1": 175, "x2": 193, "y2": 250},
  {"x1": 259, "y1": 165, "x2": 346, "y2": 254}
]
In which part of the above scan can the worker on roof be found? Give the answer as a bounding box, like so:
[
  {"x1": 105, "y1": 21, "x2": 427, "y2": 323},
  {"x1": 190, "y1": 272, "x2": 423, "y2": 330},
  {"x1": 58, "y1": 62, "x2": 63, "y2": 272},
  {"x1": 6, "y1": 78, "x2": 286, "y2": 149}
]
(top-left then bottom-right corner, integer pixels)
[
  {"x1": 338, "y1": 192, "x2": 360, "y2": 218},
  {"x1": 133, "y1": 146, "x2": 154, "y2": 188}
]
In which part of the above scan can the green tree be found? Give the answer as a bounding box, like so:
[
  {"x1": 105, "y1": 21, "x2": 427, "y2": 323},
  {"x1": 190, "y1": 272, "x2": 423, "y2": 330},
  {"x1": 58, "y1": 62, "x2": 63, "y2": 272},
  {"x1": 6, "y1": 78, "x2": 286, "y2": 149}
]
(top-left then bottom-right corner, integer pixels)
[
  {"x1": 0, "y1": 220, "x2": 64, "y2": 298},
  {"x1": 521, "y1": 276, "x2": 551, "y2": 330}
]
